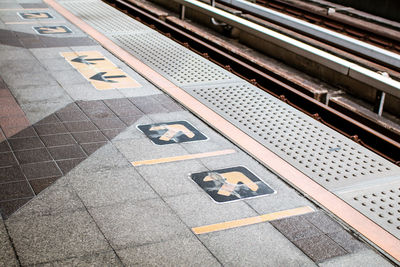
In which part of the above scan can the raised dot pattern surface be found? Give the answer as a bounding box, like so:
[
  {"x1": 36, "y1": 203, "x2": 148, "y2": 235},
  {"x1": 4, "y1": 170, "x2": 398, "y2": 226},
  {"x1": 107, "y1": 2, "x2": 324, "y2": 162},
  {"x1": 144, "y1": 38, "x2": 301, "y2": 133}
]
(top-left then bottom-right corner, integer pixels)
[{"x1": 186, "y1": 82, "x2": 399, "y2": 190}]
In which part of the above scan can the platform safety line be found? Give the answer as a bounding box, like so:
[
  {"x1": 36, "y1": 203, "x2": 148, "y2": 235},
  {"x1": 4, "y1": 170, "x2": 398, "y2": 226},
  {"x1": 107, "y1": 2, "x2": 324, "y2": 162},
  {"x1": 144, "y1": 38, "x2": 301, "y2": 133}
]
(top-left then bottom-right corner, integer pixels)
[
  {"x1": 131, "y1": 149, "x2": 236, "y2": 166},
  {"x1": 44, "y1": 0, "x2": 400, "y2": 262},
  {"x1": 193, "y1": 206, "x2": 314, "y2": 235}
]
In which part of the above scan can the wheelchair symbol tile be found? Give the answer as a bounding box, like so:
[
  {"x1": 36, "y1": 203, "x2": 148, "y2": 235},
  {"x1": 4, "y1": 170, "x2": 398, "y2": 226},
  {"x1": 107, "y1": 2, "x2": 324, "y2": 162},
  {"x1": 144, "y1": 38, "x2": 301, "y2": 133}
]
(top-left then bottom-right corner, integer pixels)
[
  {"x1": 191, "y1": 166, "x2": 275, "y2": 203},
  {"x1": 137, "y1": 121, "x2": 208, "y2": 145}
]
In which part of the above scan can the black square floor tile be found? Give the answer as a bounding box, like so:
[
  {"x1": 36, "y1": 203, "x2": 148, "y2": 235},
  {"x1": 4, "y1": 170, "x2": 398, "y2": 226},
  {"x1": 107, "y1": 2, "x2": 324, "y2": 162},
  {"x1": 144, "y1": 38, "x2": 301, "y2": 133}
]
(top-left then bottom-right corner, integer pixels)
[
  {"x1": 0, "y1": 152, "x2": 17, "y2": 167},
  {"x1": 81, "y1": 142, "x2": 107, "y2": 155},
  {"x1": 41, "y1": 133, "x2": 76, "y2": 147},
  {"x1": 29, "y1": 177, "x2": 59, "y2": 194},
  {"x1": 63, "y1": 121, "x2": 97, "y2": 132},
  {"x1": 14, "y1": 148, "x2": 52, "y2": 164},
  {"x1": 0, "y1": 166, "x2": 25, "y2": 183},
  {"x1": 0, "y1": 198, "x2": 32, "y2": 219},
  {"x1": 0, "y1": 181, "x2": 34, "y2": 201},
  {"x1": 293, "y1": 235, "x2": 347, "y2": 262},
  {"x1": 56, "y1": 158, "x2": 85, "y2": 174},
  {"x1": 0, "y1": 141, "x2": 10, "y2": 153},
  {"x1": 34, "y1": 123, "x2": 68, "y2": 136},
  {"x1": 270, "y1": 215, "x2": 324, "y2": 241},
  {"x1": 92, "y1": 118, "x2": 126, "y2": 130},
  {"x1": 21, "y1": 161, "x2": 62, "y2": 179},
  {"x1": 8, "y1": 137, "x2": 44, "y2": 151},
  {"x1": 7, "y1": 126, "x2": 37, "y2": 139},
  {"x1": 72, "y1": 131, "x2": 107, "y2": 144},
  {"x1": 56, "y1": 111, "x2": 88, "y2": 122},
  {"x1": 327, "y1": 230, "x2": 366, "y2": 253},
  {"x1": 48, "y1": 145, "x2": 86, "y2": 160}
]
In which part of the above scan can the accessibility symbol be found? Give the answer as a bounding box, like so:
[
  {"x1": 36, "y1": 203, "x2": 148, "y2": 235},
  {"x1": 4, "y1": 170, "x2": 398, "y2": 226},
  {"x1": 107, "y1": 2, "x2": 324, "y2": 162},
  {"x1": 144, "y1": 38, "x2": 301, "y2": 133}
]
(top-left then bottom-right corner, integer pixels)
[
  {"x1": 191, "y1": 166, "x2": 275, "y2": 203},
  {"x1": 138, "y1": 121, "x2": 208, "y2": 145},
  {"x1": 33, "y1": 26, "x2": 72, "y2": 34},
  {"x1": 18, "y1": 12, "x2": 53, "y2": 19}
]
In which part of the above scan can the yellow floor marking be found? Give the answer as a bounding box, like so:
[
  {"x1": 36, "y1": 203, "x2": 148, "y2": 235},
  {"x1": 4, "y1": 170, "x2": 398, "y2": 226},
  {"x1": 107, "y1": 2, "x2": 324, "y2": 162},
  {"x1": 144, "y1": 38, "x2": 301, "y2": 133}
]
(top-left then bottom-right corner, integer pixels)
[
  {"x1": 61, "y1": 51, "x2": 117, "y2": 70},
  {"x1": 192, "y1": 206, "x2": 314, "y2": 235},
  {"x1": 5, "y1": 20, "x2": 64, "y2": 24},
  {"x1": 61, "y1": 51, "x2": 141, "y2": 90},
  {"x1": 132, "y1": 149, "x2": 236, "y2": 166}
]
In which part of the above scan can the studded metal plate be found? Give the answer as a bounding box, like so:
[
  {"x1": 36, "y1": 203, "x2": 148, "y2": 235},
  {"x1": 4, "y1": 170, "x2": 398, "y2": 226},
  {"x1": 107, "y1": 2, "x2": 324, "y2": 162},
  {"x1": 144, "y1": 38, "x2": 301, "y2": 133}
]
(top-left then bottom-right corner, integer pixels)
[
  {"x1": 183, "y1": 82, "x2": 400, "y2": 191},
  {"x1": 59, "y1": 0, "x2": 151, "y2": 34},
  {"x1": 112, "y1": 33, "x2": 240, "y2": 86},
  {"x1": 340, "y1": 180, "x2": 400, "y2": 238}
]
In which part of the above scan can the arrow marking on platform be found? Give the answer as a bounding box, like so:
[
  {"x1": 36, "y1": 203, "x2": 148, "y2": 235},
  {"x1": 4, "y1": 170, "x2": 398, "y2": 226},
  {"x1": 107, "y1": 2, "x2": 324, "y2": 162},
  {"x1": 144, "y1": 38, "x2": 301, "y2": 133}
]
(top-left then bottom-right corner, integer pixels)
[
  {"x1": 204, "y1": 171, "x2": 259, "y2": 196},
  {"x1": 20, "y1": 12, "x2": 52, "y2": 19},
  {"x1": 35, "y1": 26, "x2": 69, "y2": 34},
  {"x1": 150, "y1": 124, "x2": 195, "y2": 141},
  {"x1": 71, "y1": 55, "x2": 105, "y2": 65},
  {"x1": 89, "y1": 72, "x2": 127, "y2": 83}
]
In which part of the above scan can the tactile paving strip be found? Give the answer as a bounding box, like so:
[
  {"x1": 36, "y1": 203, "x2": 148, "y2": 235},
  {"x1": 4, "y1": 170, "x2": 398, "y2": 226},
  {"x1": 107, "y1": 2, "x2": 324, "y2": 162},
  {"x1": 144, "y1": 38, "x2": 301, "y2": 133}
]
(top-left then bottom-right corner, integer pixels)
[
  {"x1": 59, "y1": 0, "x2": 151, "y2": 35},
  {"x1": 340, "y1": 180, "x2": 400, "y2": 238},
  {"x1": 183, "y1": 82, "x2": 400, "y2": 191},
  {"x1": 112, "y1": 32, "x2": 240, "y2": 86}
]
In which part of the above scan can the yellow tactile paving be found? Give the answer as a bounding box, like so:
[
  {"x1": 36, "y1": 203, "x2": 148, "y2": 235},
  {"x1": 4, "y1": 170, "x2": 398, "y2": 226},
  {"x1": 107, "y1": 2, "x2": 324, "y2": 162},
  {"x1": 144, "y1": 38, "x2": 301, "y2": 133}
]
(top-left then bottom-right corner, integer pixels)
[
  {"x1": 61, "y1": 51, "x2": 141, "y2": 90},
  {"x1": 192, "y1": 206, "x2": 314, "y2": 235},
  {"x1": 131, "y1": 149, "x2": 236, "y2": 166}
]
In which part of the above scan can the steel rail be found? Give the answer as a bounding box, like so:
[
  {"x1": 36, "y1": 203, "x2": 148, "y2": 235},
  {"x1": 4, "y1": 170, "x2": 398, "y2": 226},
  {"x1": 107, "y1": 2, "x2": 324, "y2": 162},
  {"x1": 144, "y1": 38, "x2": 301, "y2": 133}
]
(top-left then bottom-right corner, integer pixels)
[
  {"x1": 218, "y1": 0, "x2": 400, "y2": 71},
  {"x1": 106, "y1": 0, "x2": 400, "y2": 163}
]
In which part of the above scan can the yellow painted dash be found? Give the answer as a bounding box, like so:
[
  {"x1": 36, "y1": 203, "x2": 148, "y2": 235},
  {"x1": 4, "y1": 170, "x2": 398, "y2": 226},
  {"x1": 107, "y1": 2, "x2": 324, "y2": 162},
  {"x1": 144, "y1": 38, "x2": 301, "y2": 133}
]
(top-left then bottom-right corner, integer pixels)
[
  {"x1": 132, "y1": 149, "x2": 236, "y2": 166},
  {"x1": 192, "y1": 206, "x2": 314, "y2": 235}
]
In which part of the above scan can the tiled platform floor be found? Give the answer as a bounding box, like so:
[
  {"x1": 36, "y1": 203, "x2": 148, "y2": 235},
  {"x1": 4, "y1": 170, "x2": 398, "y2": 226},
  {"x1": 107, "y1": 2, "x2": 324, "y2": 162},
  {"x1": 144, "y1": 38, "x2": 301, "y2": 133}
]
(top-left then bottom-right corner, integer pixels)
[
  {"x1": 0, "y1": 0, "x2": 395, "y2": 265},
  {"x1": 0, "y1": 94, "x2": 183, "y2": 218}
]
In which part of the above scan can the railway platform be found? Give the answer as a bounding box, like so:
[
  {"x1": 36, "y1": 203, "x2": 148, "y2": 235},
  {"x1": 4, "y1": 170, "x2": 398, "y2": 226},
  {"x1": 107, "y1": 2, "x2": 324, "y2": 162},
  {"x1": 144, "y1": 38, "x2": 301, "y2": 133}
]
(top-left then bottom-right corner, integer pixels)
[{"x1": 0, "y1": 0, "x2": 399, "y2": 265}]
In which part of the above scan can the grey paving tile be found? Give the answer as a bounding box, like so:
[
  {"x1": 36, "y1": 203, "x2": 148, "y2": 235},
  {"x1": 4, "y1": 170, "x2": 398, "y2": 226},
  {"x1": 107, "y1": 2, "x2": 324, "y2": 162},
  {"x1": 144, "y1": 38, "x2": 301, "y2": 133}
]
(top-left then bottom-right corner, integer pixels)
[
  {"x1": 37, "y1": 251, "x2": 123, "y2": 267},
  {"x1": 199, "y1": 223, "x2": 315, "y2": 266},
  {"x1": 270, "y1": 214, "x2": 324, "y2": 241},
  {"x1": 318, "y1": 249, "x2": 393, "y2": 267},
  {"x1": 62, "y1": 83, "x2": 125, "y2": 101},
  {"x1": 135, "y1": 159, "x2": 205, "y2": 197},
  {"x1": 2, "y1": 70, "x2": 57, "y2": 89},
  {"x1": 66, "y1": 143, "x2": 130, "y2": 175},
  {"x1": 7, "y1": 210, "x2": 110, "y2": 265},
  {"x1": 129, "y1": 96, "x2": 169, "y2": 114},
  {"x1": 81, "y1": 142, "x2": 107, "y2": 155},
  {"x1": 327, "y1": 230, "x2": 366, "y2": 253},
  {"x1": 303, "y1": 211, "x2": 344, "y2": 234},
  {"x1": 117, "y1": 236, "x2": 220, "y2": 267},
  {"x1": 293, "y1": 235, "x2": 347, "y2": 263},
  {"x1": 51, "y1": 69, "x2": 87, "y2": 87},
  {"x1": 0, "y1": 221, "x2": 18, "y2": 267},
  {"x1": 113, "y1": 138, "x2": 188, "y2": 162},
  {"x1": 30, "y1": 47, "x2": 73, "y2": 60},
  {"x1": 164, "y1": 192, "x2": 258, "y2": 227},
  {"x1": 69, "y1": 167, "x2": 156, "y2": 208},
  {"x1": 56, "y1": 158, "x2": 85, "y2": 174},
  {"x1": 11, "y1": 182, "x2": 84, "y2": 217},
  {"x1": 89, "y1": 198, "x2": 192, "y2": 249},
  {"x1": 10, "y1": 84, "x2": 69, "y2": 105}
]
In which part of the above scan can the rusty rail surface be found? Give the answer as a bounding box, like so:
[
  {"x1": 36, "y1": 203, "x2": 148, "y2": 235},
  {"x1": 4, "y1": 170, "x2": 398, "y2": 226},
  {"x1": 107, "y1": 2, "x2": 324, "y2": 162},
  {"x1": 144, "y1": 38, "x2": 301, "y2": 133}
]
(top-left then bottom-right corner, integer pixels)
[{"x1": 105, "y1": 0, "x2": 400, "y2": 164}]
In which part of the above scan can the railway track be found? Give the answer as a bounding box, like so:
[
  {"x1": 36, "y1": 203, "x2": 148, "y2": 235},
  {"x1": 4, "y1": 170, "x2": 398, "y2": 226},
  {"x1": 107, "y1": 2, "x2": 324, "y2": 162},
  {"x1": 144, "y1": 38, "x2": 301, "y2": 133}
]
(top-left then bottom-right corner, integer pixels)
[
  {"x1": 104, "y1": 0, "x2": 400, "y2": 164},
  {"x1": 255, "y1": 0, "x2": 400, "y2": 55}
]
